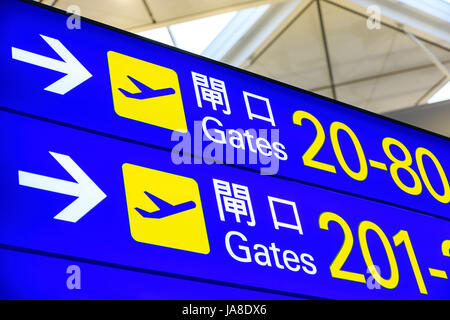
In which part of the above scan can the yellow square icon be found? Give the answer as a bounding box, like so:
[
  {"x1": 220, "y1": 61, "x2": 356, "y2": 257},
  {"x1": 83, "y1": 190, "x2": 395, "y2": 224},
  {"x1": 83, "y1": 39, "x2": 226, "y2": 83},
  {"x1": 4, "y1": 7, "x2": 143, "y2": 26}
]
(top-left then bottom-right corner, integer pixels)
[
  {"x1": 107, "y1": 51, "x2": 187, "y2": 133},
  {"x1": 122, "y1": 163, "x2": 210, "y2": 254}
]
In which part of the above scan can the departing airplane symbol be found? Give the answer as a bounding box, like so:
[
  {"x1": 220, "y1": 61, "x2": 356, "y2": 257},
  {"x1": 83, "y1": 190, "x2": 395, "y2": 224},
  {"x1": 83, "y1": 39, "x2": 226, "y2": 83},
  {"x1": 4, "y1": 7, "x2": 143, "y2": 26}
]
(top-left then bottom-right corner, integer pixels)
[
  {"x1": 119, "y1": 75, "x2": 175, "y2": 100},
  {"x1": 135, "y1": 191, "x2": 196, "y2": 219}
]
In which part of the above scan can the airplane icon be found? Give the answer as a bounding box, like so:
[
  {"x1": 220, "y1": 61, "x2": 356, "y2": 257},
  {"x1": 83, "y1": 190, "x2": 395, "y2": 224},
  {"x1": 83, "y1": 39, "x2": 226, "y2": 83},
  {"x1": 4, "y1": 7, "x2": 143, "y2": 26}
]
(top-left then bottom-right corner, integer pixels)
[
  {"x1": 119, "y1": 75, "x2": 176, "y2": 100},
  {"x1": 135, "y1": 191, "x2": 196, "y2": 219}
]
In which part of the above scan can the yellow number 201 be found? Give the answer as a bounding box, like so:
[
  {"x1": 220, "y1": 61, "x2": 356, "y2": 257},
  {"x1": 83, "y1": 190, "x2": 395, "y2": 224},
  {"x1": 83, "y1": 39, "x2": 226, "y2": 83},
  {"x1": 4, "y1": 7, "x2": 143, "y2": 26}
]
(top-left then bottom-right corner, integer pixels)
[{"x1": 319, "y1": 211, "x2": 366, "y2": 283}]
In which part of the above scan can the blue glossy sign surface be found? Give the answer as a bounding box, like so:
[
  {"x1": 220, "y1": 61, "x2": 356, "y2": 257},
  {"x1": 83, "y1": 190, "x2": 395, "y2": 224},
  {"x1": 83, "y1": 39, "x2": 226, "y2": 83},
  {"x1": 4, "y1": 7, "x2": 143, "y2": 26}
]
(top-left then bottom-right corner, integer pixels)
[
  {"x1": 0, "y1": 248, "x2": 293, "y2": 300},
  {"x1": 0, "y1": 0, "x2": 449, "y2": 220},
  {"x1": 0, "y1": 0, "x2": 449, "y2": 299},
  {"x1": 1, "y1": 111, "x2": 449, "y2": 299}
]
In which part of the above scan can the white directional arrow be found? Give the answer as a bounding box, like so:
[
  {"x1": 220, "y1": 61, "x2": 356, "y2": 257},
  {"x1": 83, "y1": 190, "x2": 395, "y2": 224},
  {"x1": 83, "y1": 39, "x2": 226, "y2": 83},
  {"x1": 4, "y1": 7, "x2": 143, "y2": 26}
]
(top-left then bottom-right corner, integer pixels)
[
  {"x1": 18, "y1": 151, "x2": 106, "y2": 223},
  {"x1": 11, "y1": 34, "x2": 92, "y2": 95}
]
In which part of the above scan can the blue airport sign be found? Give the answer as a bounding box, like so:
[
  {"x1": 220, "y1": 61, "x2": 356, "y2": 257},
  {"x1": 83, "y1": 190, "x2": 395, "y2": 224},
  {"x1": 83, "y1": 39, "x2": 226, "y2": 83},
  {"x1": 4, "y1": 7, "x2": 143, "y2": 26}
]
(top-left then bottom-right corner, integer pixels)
[
  {"x1": 1, "y1": 0, "x2": 449, "y2": 219},
  {"x1": 1, "y1": 110, "x2": 449, "y2": 299},
  {"x1": 0, "y1": 0, "x2": 449, "y2": 299}
]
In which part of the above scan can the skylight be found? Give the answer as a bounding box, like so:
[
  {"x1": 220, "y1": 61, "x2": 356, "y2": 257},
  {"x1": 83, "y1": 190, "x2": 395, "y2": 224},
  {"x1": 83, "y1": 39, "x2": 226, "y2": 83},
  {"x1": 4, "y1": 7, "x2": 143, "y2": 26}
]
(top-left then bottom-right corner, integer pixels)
[
  {"x1": 170, "y1": 12, "x2": 237, "y2": 54},
  {"x1": 428, "y1": 81, "x2": 450, "y2": 104},
  {"x1": 138, "y1": 11, "x2": 237, "y2": 55},
  {"x1": 139, "y1": 27, "x2": 173, "y2": 46},
  {"x1": 397, "y1": 0, "x2": 450, "y2": 22}
]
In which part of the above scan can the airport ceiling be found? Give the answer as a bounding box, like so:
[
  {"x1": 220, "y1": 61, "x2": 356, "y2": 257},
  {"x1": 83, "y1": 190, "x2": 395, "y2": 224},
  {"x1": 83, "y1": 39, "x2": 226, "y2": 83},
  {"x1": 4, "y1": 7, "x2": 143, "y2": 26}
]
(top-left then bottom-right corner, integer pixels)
[{"x1": 36, "y1": 0, "x2": 450, "y2": 114}]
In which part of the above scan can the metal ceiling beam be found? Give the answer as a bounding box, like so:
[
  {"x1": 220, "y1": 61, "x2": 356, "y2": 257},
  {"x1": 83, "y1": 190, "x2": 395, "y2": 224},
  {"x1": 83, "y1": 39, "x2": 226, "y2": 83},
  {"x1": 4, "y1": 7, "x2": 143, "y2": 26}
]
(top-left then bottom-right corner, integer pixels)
[
  {"x1": 127, "y1": 0, "x2": 287, "y2": 33},
  {"x1": 221, "y1": 0, "x2": 314, "y2": 68},
  {"x1": 319, "y1": 0, "x2": 449, "y2": 110},
  {"x1": 142, "y1": 0, "x2": 156, "y2": 24},
  {"x1": 403, "y1": 29, "x2": 450, "y2": 79},
  {"x1": 414, "y1": 76, "x2": 448, "y2": 106},
  {"x1": 310, "y1": 60, "x2": 450, "y2": 92},
  {"x1": 202, "y1": 4, "x2": 271, "y2": 61},
  {"x1": 316, "y1": 0, "x2": 336, "y2": 99},
  {"x1": 324, "y1": 0, "x2": 450, "y2": 50},
  {"x1": 403, "y1": 29, "x2": 450, "y2": 106}
]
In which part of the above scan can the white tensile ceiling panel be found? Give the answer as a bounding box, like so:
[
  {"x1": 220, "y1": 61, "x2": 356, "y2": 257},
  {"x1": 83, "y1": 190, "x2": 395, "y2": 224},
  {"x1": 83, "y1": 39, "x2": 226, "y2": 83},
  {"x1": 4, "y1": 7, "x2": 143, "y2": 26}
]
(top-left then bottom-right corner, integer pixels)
[
  {"x1": 46, "y1": 0, "x2": 152, "y2": 30},
  {"x1": 336, "y1": 64, "x2": 447, "y2": 113},
  {"x1": 321, "y1": 1, "x2": 403, "y2": 85},
  {"x1": 41, "y1": 0, "x2": 271, "y2": 30},
  {"x1": 372, "y1": 38, "x2": 450, "y2": 79},
  {"x1": 320, "y1": 1, "x2": 450, "y2": 86},
  {"x1": 248, "y1": 2, "x2": 331, "y2": 91},
  {"x1": 248, "y1": 0, "x2": 449, "y2": 113},
  {"x1": 143, "y1": 0, "x2": 266, "y2": 22},
  {"x1": 426, "y1": 42, "x2": 450, "y2": 66},
  {"x1": 312, "y1": 88, "x2": 334, "y2": 100}
]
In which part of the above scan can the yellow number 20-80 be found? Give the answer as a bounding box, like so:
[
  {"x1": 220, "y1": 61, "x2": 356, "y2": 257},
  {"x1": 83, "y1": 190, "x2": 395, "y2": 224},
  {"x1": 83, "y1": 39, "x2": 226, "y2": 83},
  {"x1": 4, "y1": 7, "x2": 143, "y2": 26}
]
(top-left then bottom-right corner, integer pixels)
[
  {"x1": 382, "y1": 137, "x2": 422, "y2": 196},
  {"x1": 415, "y1": 147, "x2": 450, "y2": 204},
  {"x1": 330, "y1": 121, "x2": 368, "y2": 181},
  {"x1": 293, "y1": 111, "x2": 336, "y2": 173}
]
